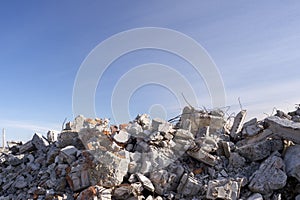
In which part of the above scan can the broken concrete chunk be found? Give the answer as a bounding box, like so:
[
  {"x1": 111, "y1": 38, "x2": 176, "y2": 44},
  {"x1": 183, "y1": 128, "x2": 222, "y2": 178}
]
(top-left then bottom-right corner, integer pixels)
[
  {"x1": 136, "y1": 114, "x2": 151, "y2": 130},
  {"x1": 237, "y1": 139, "x2": 283, "y2": 161},
  {"x1": 181, "y1": 119, "x2": 192, "y2": 132},
  {"x1": 47, "y1": 130, "x2": 58, "y2": 143},
  {"x1": 32, "y1": 133, "x2": 49, "y2": 151},
  {"x1": 177, "y1": 173, "x2": 202, "y2": 196},
  {"x1": 149, "y1": 163, "x2": 184, "y2": 195},
  {"x1": 57, "y1": 131, "x2": 84, "y2": 149},
  {"x1": 126, "y1": 122, "x2": 144, "y2": 137},
  {"x1": 113, "y1": 130, "x2": 130, "y2": 144},
  {"x1": 19, "y1": 140, "x2": 35, "y2": 153},
  {"x1": 149, "y1": 169, "x2": 170, "y2": 195},
  {"x1": 284, "y1": 144, "x2": 300, "y2": 182},
  {"x1": 180, "y1": 106, "x2": 226, "y2": 135},
  {"x1": 242, "y1": 118, "x2": 257, "y2": 128},
  {"x1": 67, "y1": 165, "x2": 90, "y2": 192},
  {"x1": 242, "y1": 118, "x2": 263, "y2": 137},
  {"x1": 265, "y1": 116, "x2": 300, "y2": 144},
  {"x1": 195, "y1": 136, "x2": 218, "y2": 153},
  {"x1": 88, "y1": 150, "x2": 129, "y2": 187},
  {"x1": 78, "y1": 127, "x2": 119, "y2": 152},
  {"x1": 222, "y1": 141, "x2": 232, "y2": 158},
  {"x1": 61, "y1": 145, "x2": 78, "y2": 156},
  {"x1": 248, "y1": 152, "x2": 287, "y2": 194},
  {"x1": 206, "y1": 178, "x2": 242, "y2": 200},
  {"x1": 136, "y1": 173, "x2": 155, "y2": 192},
  {"x1": 46, "y1": 145, "x2": 59, "y2": 164},
  {"x1": 60, "y1": 145, "x2": 78, "y2": 164},
  {"x1": 275, "y1": 110, "x2": 292, "y2": 120},
  {"x1": 230, "y1": 110, "x2": 247, "y2": 139},
  {"x1": 187, "y1": 148, "x2": 217, "y2": 166},
  {"x1": 150, "y1": 118, "x2": 173, "y2": 134}
]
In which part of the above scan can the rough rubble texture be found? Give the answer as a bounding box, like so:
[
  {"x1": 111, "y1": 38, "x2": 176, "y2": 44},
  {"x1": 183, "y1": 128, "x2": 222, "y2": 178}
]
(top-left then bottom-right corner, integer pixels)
[{"x1": 1, "y1": 106, "x2": 300, "y2": 199}]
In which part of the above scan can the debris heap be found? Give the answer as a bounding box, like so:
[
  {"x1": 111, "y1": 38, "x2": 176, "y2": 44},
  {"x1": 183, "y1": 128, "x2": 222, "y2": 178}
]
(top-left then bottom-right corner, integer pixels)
[{"x1": 1, "y1": 105, "x2": 300, "y2": 200}]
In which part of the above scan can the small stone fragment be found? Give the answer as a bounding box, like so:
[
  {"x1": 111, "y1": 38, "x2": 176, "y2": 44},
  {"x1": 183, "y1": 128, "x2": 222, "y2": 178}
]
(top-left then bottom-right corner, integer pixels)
[{"x1": 136, "y1": 173, "x2": 155, "y2": 192}]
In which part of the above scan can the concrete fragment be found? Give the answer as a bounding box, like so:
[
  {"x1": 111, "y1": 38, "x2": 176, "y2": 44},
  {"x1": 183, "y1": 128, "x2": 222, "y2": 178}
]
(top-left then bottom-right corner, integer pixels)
[
  {"x1": 242, "y1": 118, "x2": 263, "y2": 137},
  {"x1": 187, "y1": 148, "x2": 217, "y2": 166},
  {"x1": 126, "y1": 122, "x2": 144, "y2": 137},
  {"x1": 136, "y1": 173, "x2": 155, "y2": 192},
  {"x1": 78, "y1": 127, "x2": 111, "y2": 150},
  {"x1": 195, "y1": 136, "x2": 218, "y2": 153},
  {"x1": 67, "y1": 165, "x2": 90, "y2": 192},
  {"x1": 151, "y1": 118, "x2": 165, "y2": 132},
  {"x1": 88, "y1": 150, "x2": 129, "y2": 187},
  {"x1": 47, "y1": 130, "x2": 58, "y2": 143},
  {"x1": 177, "y1": 173, "x2": 201, "y2": 196},
  {"x1": 248, "y1": 152, "x2": 287, "y2": 194},
  {"x1": 57, "y1": 131, "x2": 84, "y2": 149},
  {"x1": 19, "y1": 140, "x2": 35, "y2": 153},
  {"x1": 222, "y1": 141, "x2": 231, "y2": 158},
  {"x1": 129, "y1": 129, "x2": 193, "y2": 174},
  {"x1": 113, "y1": 129, "x2": 130, "y2": 144},
  {"x1": 61, "y1": 145, "x2": 78, "y2": 156},
  {"x1": 180, "y1": 106, "x2": 226, "y2": 135},
  {"x1": 275, "y1": 110, "x2": 292, "y2": 120},
  {"x1": 206, "y1": 178, "x2": 242, "y2": 200},
  {"x1": 265, "y1": 116, "x2": 300, "y2": 144},
  {"x1": 237, "y1": 139, "x2": 283, "y2": 161},
  {"x1": 60, "y1": 145, "x2": 78, "y2": 164},
  {"x1": 284, "y1": 144, "x2": 300, "y2": 181},
  {"x1": 242, "y1": 118, "x2": 257, "y2": 128},
  {"x1": 136, "y1": 114, "x2": 151, "y2": 130},
  {"x1": 32, "y1": 133, "x2": 49, "y2": 151},
  {"x1": 230, "y1": 110, "x2": 247, "y2": 139},
  {"x1": 149, "y1": 164, "x2": 184, "y2": 195},
  {"x1": 46, "y1": 145, "x2": 59, "y2": 164}
]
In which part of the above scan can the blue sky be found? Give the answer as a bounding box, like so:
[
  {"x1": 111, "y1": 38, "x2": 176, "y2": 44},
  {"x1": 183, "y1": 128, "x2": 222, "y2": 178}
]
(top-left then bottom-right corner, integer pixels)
[{"x1": 1, "y1": 1, "x2": 300, "y2": 142}]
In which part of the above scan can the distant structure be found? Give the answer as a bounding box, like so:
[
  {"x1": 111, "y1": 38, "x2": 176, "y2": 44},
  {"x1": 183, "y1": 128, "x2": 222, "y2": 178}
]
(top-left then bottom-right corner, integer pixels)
[{"x1": 2, "y1": 128, "x2": 5, "y2": 150}]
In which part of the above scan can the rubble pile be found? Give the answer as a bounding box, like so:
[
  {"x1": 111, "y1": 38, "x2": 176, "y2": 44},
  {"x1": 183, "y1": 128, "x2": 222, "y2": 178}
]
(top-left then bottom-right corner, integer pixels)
[{"x1": 1, "y1": 105, "x2": 300, "y2": 199}]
